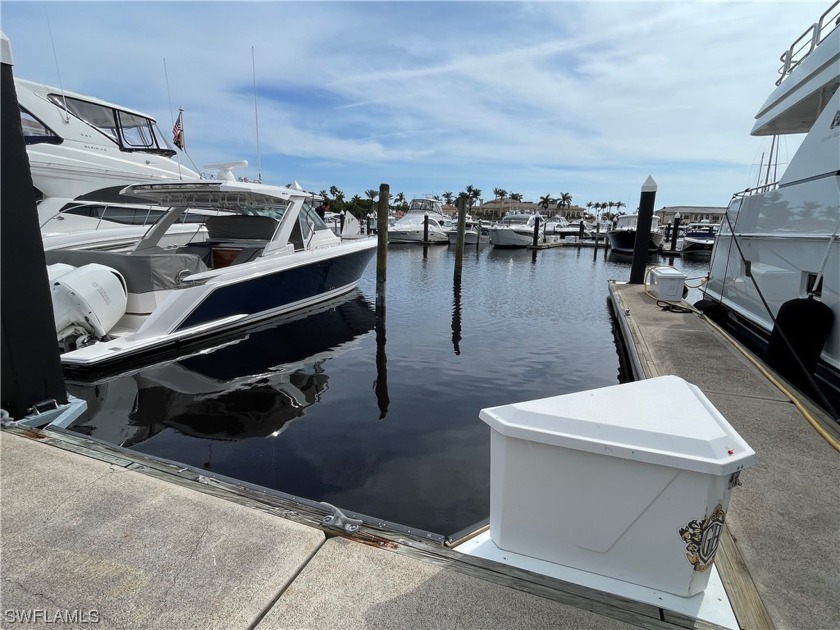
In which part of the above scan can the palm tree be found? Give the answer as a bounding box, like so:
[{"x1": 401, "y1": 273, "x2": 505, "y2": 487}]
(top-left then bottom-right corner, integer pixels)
[
  {"x1": 614, "y1": 201, "x2": 626, "y2": 215},
  {"x1": 365, "y1": 189, "x2": 378, "y2": 213},
  {"x1": 538, "y1": 194, "x2": 554, "y2": 212},
  {"x1": 465, "y1": 185, "x2": 481, "y2": 210},
  {"x1": 559, "y1": 192, "x2": 573, "y2": 209},
  {"x1": 509, "y1": 192, "x2": 523, "y2": 202}
]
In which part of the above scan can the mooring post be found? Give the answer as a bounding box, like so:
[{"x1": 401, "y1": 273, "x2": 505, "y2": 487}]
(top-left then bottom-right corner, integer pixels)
[
  {"x1": 376, "y1": 184, "x2": 389, "y2": 305},
  {"x1": 532, "y1": 215, "x2": 541, "y2": 247},
  {"x1": 339, "y1": 209, "x2": 346, "y2": 235},
  {"x1": 1, "y1": 34, "x2": 68, "y2": 419},
  {"x1": 454, "y1": 198, "x2": 467, "y2": 280},
  {"x1": 578, "y1": 220, "x2": 585, "y2": 240},
  {"x1": 423, "y1": 212, "x2": 430, "y2": 243},
  {"x1": 664, "y1": 222, "x2": 672, "y2": 243},
  {"x1": 629, "y1": 176, "x2": 658, "y2": 284},
  {"x1": 476, "y1": 219, "x2": 482, "y2": 250},
  {"x1": 670, "y1": 213, "x2": 682, "y2": 252}
]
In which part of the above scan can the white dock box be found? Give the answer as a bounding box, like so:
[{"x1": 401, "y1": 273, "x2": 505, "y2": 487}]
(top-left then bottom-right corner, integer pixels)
[
  {"x1": 479, "y1": 376, "x2": 755, "y2": 597},
  {"x1": 647, "y1": 267, "x2": 686, "y2": 301}
]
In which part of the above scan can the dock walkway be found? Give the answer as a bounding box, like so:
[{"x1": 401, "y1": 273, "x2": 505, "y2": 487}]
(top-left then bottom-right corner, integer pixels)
[
  {"x1": 608, "y1": 281, "x2": 840, "y2": 630},
  {"x1": 1, "y1": 281, "x2": 838, "y2": 629}
]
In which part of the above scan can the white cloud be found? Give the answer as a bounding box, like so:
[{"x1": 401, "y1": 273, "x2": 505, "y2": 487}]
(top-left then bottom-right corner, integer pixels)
[{"x1": 3, "y1": 0, "x2": 822, "y2": 207}]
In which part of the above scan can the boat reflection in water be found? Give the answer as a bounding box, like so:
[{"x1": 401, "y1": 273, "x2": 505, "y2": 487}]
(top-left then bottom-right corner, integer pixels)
[{"x1": 67, "y1": 291, "x2": 377, "y2": 449}]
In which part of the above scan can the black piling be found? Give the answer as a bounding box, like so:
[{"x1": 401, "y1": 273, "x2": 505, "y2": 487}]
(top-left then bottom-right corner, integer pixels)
[
  {"x1": 670, "y1": 214, "x2": 682, "y2": 252},
  {"x1": 375, "y1": 184, "x2": 389, "y2": 304},
  {"x1": 1, "y1": 38, "x2": 68, "y2": 419},
  {"x1": 423, "y1": 213, "x2": 430, "y2": 243},
  {"x1": 532, "y1": 215, "x2": 542, "y2": 247},
  {"x1": 629, "y1": 176, "x2": 658, "y2": 284},
  {"x1": 454, "y1": 198, "x2": 467, "y2": 281},
  {"x1": 578, "y1": 221, "x2": 585, "y2": 240}
]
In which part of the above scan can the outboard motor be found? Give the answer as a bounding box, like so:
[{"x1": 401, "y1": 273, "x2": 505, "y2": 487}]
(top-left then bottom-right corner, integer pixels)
[{"x1": 49, "y1": 263, "x2": 128, "y2": 352}]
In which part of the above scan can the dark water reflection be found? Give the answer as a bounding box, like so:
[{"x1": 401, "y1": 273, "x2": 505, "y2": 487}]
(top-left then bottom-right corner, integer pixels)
[{"x1": 68, "y1": 246, "x2": 711, "y2": 536}]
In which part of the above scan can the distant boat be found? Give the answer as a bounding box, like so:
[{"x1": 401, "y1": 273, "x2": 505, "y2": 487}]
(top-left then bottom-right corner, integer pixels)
[
  {"x1": 606, "y1": 214, "x2": 664, "y2": 254},
  {"x1": 680, "y1": 221, "x2": 719, "y2": 255},
  {"x1": 388, "y1": 198, "x2": 450, "y2": 244},
  {"x1": 489, "y1": 213, "x2": 550, "y2": 248}
]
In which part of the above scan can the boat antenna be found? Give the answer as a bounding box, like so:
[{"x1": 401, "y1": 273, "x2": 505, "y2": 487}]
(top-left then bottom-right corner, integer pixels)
[
  {"x1": 46, "y1": 13, "x2": 69, "y2": 123},
  {"x1": 252, "y1": 46, "x2": 263, "y2": 184}
]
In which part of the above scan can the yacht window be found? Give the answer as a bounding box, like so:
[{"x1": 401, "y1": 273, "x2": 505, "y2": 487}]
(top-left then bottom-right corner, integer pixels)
[
  {"x1": 59, "y1": 203, "x2": 168, "y2": 225},
  {"x1": 20, "y1": 107, "x2": 61, "y2": 145},
  {"x1": 118, "y1": 111, "x2": 156, "y2": 149},
  {"x1": 301, "y1": 201, "x2": 331, "y2": 231},
  {"x1": 47, "y1": 93, "x2": 175, "y2": 157}
]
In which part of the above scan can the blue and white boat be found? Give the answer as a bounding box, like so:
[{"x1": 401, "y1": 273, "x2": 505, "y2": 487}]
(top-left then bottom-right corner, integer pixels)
[
  {"x1": 680, "y1": 221, "x2": 719, "y2": 255},
  {"x1": 45, "y1": 179, "x2": 377, "y2": 372}
]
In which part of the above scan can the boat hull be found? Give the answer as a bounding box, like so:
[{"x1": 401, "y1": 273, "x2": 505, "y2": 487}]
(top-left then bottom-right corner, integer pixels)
[
  {"x1": 606, "y1": 229, "x2": 664, "y2": 254},
  {"x1": 59, "y1": 240, "x2": 377, "y2": 372},
  {"x1": 489, "y1": 228, "x2": 535, "y2": 248}
]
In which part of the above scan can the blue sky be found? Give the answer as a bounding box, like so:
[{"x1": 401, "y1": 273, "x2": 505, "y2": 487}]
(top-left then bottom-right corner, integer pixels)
[{"x1": 1, "y1": 1, "x2": 824, "y2": 210}]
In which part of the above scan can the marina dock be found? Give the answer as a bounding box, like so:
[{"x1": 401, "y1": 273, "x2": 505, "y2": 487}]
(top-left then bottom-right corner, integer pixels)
[{"x1": 2, "y1": 280, "x2": 838, "y2": 629}]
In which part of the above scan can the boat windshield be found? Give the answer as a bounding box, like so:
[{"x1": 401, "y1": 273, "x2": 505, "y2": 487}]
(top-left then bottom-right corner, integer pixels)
[
  {"x1": 502, "y1": 216, "x2": 532, "y2": 225},
  {"x1": 47, "y1": 93, "x2": 176, "y2": 157},
  {"x1": 408, "y1": 199, "x2": 441, "y2": 213}
]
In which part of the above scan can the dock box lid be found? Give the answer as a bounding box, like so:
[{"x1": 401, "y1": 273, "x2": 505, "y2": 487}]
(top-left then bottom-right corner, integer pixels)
[
  {"x1": 649, "y1": 267, "x2": 686, "y2": 280},
  {"x1": 479, "y1": 376, "x2": 756, "y2": 476}
]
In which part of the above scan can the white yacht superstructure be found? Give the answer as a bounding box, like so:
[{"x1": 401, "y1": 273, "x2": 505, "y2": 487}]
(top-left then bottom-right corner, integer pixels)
[
  {"x1": 703, "y1": 2, "x2": 840, "y2": 409},
  {"x1": 17, "y1": 76, "x2": 201, "y2": 230}
]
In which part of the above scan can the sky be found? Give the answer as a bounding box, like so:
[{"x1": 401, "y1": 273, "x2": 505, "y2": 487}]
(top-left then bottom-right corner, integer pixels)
[{"x1": 1, "y1": 1, "x2": 826, "y2": 210}]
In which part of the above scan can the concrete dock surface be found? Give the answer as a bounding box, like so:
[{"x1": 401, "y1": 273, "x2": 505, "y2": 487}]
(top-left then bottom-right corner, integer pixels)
[
  {"x1": 1, "y1": 280, "x2": 838, "y2": 629},
  {"x1": 0, "y1": 433, "x2": 633, "y2": 630}
]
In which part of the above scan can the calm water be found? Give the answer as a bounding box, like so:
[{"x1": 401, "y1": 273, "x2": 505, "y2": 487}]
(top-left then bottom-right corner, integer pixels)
[{"x1": 67, "y1": 244, "x2": 711, "y2": 536}]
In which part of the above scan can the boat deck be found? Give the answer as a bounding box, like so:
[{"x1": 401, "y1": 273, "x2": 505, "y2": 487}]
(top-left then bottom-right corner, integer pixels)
[{"x1": 2, "y1": 280, "x2": 838, "y2": 629}]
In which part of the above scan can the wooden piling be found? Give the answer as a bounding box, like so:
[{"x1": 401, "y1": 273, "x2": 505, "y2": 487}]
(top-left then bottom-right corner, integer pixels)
[{"x1": 376, "y1": 184, "x2": 389, "y2": 304}]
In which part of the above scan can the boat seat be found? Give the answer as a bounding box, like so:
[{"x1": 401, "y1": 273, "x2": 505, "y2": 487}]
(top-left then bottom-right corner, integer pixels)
[
  {"x1": 176, "y1": 242, "x2": 267, "y2": 268},
  {"x1": 44, "y1": 249, "x2": 208, "y2": 294},
  {"x1": 205, "y1": 215, "x2": 279, "y2": 240}
]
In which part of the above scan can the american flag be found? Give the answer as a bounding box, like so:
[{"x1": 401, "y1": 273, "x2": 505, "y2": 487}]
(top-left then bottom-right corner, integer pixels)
[{"x1": 172, "y1": 112, "x2": 184, "y2": 150}]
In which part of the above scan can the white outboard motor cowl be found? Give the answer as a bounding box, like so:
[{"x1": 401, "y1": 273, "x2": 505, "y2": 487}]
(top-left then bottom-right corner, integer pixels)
[
  {"x1": 47, "y1": 263, "x2": 76, "y2": 283},
  {"x1": 50, "y1": 263, "x2": 128, "y2": 340}
]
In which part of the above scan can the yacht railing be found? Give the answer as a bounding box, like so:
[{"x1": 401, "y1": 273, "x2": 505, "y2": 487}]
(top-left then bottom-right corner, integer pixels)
[
  {"x1": 776, "y1": 1, "x2": 840, "y2": 86},
  {"x1": 732, "y1": 180, "x2": 780, "y2": 201}
]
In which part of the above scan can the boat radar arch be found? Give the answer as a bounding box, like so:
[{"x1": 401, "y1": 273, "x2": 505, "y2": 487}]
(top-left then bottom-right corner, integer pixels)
[{"x1": 203, "y1": 160, "x2": 249, "y2": 181}]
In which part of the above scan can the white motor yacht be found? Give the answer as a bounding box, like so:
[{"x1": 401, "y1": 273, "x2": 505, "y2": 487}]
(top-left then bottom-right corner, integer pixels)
[
  {"x1": 16, "y1": 75, "x2": 201, "y2": 229},
  {"x1": 703, "y1": 2, "x2": 840, "y2": 410},
  {"x1": 388, "y1": 198, "x2": 450, "y2": 244},
  {"x1": 489, "y1": 213, "x2": 551, "y2": 248},
  {"x1": 44, "y1": 179, "x2": 377, "y2": 373}
]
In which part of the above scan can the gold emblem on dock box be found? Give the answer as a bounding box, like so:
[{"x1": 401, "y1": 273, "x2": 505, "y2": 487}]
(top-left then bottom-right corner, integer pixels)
[{"x1": 678, "y1": 503, "x2": 726, "y2": 572}]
